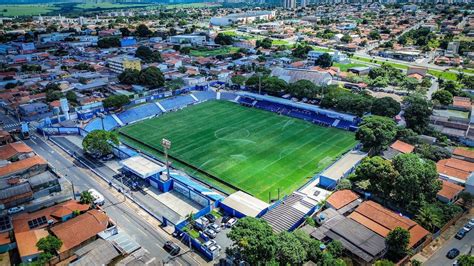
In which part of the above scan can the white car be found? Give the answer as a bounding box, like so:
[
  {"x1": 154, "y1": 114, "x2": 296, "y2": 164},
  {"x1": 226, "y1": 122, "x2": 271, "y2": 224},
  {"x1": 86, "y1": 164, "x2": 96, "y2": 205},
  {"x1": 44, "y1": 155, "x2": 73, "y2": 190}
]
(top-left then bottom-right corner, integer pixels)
[
  {"x1": 8, "y1": 206, "x2": 25, "y2": 215},
  {"x1": 209, "y1": 244, "x2": 221, "y2": 254},
  {"x1": 226, "y1": 218, "x2": 237, "y2": 227},
  {"x1": 469, "y1": 218, "x2": 474, "y2": 227},
  {"x1": 203, "y1": 240, "x2": 216, "y2": 249},
  {"x1": 88, "y1": 188, "x2": 105, "y2": 206},
  {"x1": 208, "y1": 223, "x2": 221, "y2": 232}
]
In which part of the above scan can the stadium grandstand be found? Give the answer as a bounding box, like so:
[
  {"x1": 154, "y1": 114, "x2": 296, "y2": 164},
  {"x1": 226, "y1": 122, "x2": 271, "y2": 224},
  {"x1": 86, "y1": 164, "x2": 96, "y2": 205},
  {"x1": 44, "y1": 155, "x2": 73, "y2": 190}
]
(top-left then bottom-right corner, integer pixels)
[
  {"x1": 192, "y1": 91, "x2": 217, "y2": 102},
  {"x1": 117, "y1": 103, "x2": 162, "y2": 124},
  {"x1": 160, "y1": 95, "x2": 196, "y2": 111}
]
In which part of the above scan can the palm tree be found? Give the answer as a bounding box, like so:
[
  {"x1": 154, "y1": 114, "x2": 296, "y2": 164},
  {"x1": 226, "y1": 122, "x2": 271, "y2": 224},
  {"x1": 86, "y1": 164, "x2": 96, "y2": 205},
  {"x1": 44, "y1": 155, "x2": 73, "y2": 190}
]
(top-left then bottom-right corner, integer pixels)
[
  {"x1": 457, "y1": 72, "x2": 465, "y2": 82},
  {"x1": 79, "y1": 191, "x2": 94, "y2": 205},
  {"x1": 415, "y1": 205, "x2": 442, "y2": 232}
]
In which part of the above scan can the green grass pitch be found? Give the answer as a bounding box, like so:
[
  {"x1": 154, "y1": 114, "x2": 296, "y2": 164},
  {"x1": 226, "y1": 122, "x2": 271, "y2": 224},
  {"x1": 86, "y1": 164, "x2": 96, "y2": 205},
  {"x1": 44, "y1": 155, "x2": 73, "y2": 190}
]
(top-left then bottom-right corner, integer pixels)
[{"x1": 119, "y1": 101, "x2": 357, "y2": 201}]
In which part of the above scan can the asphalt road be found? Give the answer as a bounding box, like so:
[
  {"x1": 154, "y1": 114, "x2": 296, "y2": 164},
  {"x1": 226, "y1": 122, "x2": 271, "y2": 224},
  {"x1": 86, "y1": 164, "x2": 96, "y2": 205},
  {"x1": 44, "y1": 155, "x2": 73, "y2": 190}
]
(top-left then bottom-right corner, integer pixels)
[
  {"x1": 24, "y1": 134, "x2": 199, "y2": 265},
  {"x1": 423, "y1": 220, "x2": 474, "y2": 266}
]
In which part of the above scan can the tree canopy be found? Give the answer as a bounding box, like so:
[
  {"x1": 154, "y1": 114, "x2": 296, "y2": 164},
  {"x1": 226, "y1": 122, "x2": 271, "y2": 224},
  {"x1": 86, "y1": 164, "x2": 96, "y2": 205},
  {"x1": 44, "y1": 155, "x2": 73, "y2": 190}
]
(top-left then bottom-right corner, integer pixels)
[
  {"x1": 82, "y1": 130, "x2": 119, "y2": 157},
  {"x1": 118, "y1": 69, "x2": 140, "y2": 85},
  {"x1": 214, "y1": 33, "x2": 234, "y2": 45},
  {"x1": 385, "y1": 227, "x2": 410, "y2": 262},
  {"x1": 79, "y1": 190, "x2": 94, "y2": 205},
  {"x1": 403, "y1": 94, "x2": 432, "y2": 134},
  {"x1": 135, "y1": 46, "x2": 163, "y2": 63},
  {"x1": 289, "y1": 79, "x2": 320, "y2": 98},
  {"x1": 431, "y1": 89, "x2": 453, "y2": 106},
  {"x1": 256, "y1": 38, "x2": 272, "y2": 49},
  {"x1": 138, "y1": 66, "x2": 165, "y2": 88},
  {"x1": 356, "y1": 115, "x2": 397, "y2": 153},
  {"x1": 37, "y1": 235, "x2": 63, "y2": 255},
  {"x1": 103, "y1": 95, "x2": 130, "y2": 109},
  {"x1": 371, "y1": 97, "x2": 401, "y2": 118},
  {"x1": 315, "y1": 53, "x2": 333, "y2": 68}
]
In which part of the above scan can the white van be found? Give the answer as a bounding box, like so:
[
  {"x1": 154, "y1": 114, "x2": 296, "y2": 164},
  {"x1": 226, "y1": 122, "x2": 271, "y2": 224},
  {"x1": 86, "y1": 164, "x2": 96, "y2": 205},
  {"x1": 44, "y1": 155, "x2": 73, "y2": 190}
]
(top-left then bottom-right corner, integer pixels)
[{"x1": 88, "y1": 188, "x2": 105, "y2": 206}]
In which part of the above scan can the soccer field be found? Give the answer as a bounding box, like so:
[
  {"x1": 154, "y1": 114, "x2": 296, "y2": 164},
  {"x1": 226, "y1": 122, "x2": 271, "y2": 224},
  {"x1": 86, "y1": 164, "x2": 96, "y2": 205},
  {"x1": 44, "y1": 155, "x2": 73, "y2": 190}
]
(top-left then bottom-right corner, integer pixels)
[{"x1": 119, "y1": 101, "x2": 357, "y2": 201}]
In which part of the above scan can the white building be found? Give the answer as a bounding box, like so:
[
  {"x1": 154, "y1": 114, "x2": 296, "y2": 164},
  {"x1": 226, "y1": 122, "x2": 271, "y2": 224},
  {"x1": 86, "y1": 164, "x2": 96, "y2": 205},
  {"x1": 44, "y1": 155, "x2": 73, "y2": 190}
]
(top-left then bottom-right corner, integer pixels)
[
  {"x1": 210, "y1": 11, "x2": 276, "y2": 27},
  {"x1": 283, "y1": 0, "x2": 296, "y2": 9},
  {"x1": 169, "y1": 35, "x2": 206, "y2": 46},
  {"x1": 107, "y1": 55, "x2": 141, "y2": 74}
]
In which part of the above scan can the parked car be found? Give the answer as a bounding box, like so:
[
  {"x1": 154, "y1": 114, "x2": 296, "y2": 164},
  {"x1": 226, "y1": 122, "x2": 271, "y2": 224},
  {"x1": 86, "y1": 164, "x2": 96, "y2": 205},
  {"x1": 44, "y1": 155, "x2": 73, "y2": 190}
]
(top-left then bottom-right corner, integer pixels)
[
  {"x1": 209, "y1": 244, "x2": 221, "y2": 254},
  {"x1": 203, "y1": 240, "x2": 216, "y2": 249},
  {"x1": 446, "y1": 248, "x2": 460, "y2": 259},
  {"x1": 7, "y1": 206, "x2": 25, "y2": 215},
  {"x1": 88, "y1": 188, "x2": 105, "y2": 206},
  {"x1": 469, "y1": 218, "x2": 474, "y2": 227},
  {"x1": 463, "y1": 223, "x2": 472, "y2": 232},
  {"x1": 204, "y1": 228, "x2": 217, "y2": 239},
  {"x1": 222, "y1": 216, "x2": 232, "y2": 224},
  {"x1": 205, "y1": 213, "x2": 216, "y2": 223},
  {"x1": 455, "y1": 228, "x2": 467, "y2": 240},
  {"x1": 226, "y1": 218, "x2": 237, "y2": 228},
  {"x1": 163, "y1": 241, "x2": 180, "y2": 256},
  {"x1": 208, "y1": 223, "x2": 221, "y2": 233}
]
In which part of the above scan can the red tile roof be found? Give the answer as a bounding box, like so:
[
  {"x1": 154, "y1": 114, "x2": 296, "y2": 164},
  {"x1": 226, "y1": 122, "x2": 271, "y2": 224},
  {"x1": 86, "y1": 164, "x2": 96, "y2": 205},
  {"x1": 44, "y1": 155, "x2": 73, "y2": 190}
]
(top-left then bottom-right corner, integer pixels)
[
  {"x1": 349, "y1": 201, "x2": 429, "y2": 248},
  {"x1": 390, "y1": 140, "x2": 415, "y2": 154},
  {"x1": 326, "y1": 190, "x2": 360, "y2": 210},
  {"x1": 452, "y1": 148, "x2": 474, "y2": 160},
  {"x1": 0, "y1": 156, "x2": 47, "y2": 178},
  {"x1": 51, "y1": 209, "x2": 109, "y2": 253},
  {"x1": 0, "y1": 142, "x2": 33, "y2": 160},
  {"x1": 437, "y1": 179, "x2": 464, "y2": 200}
]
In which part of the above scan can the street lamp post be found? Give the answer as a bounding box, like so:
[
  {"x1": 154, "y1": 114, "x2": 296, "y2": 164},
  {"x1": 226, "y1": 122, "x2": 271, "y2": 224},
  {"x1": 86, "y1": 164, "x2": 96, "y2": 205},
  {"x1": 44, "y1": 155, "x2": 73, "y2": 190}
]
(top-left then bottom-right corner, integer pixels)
[
  {"x1": 161, "y1": 138, "x2": 171, "y2": 180},
  {"x1": 97, "y1": 113, "x2": 106, "y2": 130}
]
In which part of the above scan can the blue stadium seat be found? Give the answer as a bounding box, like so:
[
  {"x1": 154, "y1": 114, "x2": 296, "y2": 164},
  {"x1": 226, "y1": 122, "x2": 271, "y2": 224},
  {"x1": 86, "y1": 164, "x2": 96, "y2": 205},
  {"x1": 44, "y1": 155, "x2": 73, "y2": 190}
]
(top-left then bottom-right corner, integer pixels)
[
  {"x1": 193, "y1": 91, "x2": 216, "y2": 102},
  {"x1": 117, "y1": 103, "x2": 162, "y2": 124},
  {"x1": 160, "y1": 95, "x2": 196, "y2": 111},
  {"x1": 84, "y1": 115, "x2": 119, "y2": 132}
]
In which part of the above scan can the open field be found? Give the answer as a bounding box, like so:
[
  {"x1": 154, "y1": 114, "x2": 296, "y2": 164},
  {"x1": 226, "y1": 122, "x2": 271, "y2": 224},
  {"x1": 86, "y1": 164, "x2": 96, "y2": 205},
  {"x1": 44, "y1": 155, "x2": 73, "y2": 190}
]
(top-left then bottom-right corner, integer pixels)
[
  {"x1": 334, "y1": 62, "x2": 368, "y2": 71},
  {"x1": 0, "y1": 4, "x2": 58, "y2": 16},
  {"x1": 189, "y1": 47, "x2": 240, "y2": 57},
  {"x1": 119, "y1": 101, "x2": 357, "y2": 201}
]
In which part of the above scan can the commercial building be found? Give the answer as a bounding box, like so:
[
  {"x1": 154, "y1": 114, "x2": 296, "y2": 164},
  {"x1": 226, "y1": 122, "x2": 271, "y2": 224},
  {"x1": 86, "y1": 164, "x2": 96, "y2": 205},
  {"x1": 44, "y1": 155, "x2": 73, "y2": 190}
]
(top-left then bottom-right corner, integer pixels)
[
  {"x1": 271, "y1": 67, "x2": 333, "y2": 87},
  {"x1": 283, "y1": 0, "x2": 296, "y2": 8},
  {"x1": 210, "y1": 11, "x2": 276, "y2": 26},
  {"x1": 169, "y1": 35, "x2": 206, "y2": 46},
  {"x1": 107, "y1": 56, "x2": 141, "y2": 74},
  {"x1": 319, "y1": 151, "x2": 367, "y2": 189}
]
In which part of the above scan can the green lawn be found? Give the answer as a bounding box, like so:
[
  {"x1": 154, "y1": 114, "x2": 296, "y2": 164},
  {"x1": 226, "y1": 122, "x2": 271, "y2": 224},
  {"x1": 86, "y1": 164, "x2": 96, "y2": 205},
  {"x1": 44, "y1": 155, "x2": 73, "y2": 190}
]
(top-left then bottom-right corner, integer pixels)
[
  {"x1": 272, "y1": 39, "x2": 290, "y2": 46},
  {"x1": 76, "y1": 3, "x2": 149, "y2": 9},
  {"x1": 333, "y1": 62, "x2": 368, "y2": 72},
  {"x1": 119, "y1": 101, "x2": 357, "y2": 201},
  {"x1": 0, "y1": 4, "x2": 58, "y2": 16},
  {"x1": 189, "y1": 47, "x2": 240, "y2": 57}
]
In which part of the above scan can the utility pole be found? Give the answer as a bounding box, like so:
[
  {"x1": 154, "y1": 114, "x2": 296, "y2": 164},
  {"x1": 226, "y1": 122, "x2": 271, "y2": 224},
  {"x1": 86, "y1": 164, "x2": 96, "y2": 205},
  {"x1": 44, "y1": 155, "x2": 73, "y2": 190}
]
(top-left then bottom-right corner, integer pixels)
[
  {"x1": 161, "y1": 138, "x2": 171, "y2": 180},
  {"x1": 98, "y1": 113, "x2": 105, "y2": 130},
  {"x1": 258, "y1": 73, "x2": 262, "y2": 95}
]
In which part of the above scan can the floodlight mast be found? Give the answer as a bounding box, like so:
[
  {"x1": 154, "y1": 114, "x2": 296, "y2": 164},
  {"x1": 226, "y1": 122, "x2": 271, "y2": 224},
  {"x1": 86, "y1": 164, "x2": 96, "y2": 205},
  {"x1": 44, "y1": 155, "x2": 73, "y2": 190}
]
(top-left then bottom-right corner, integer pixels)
[{"x1": 161, "y1": 138, "x2": 171, "y2": 180}]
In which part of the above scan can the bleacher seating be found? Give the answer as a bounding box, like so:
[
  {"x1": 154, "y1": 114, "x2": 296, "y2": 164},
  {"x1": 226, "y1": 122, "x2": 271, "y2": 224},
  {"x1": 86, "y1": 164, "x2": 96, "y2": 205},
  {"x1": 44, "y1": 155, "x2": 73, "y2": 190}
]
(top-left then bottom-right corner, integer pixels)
[
  {"x1": 117, "y1": 103, "x2": 162, "y2": 124},
  {"x1": 160, "y1": 95, "x2": 196, "y2": 111},
  {"x1": 220, "y1": 92, "x2": 238, "y2": 101},
  {"x1": 84, "y1": 115, "x2": 119, "y2": 132},
  {"x1": 193, "y1": 91, "x2": 217, "y2": 102},
  {"x1": 239, "y1": 97, "x2": 357, "y2": 130}
]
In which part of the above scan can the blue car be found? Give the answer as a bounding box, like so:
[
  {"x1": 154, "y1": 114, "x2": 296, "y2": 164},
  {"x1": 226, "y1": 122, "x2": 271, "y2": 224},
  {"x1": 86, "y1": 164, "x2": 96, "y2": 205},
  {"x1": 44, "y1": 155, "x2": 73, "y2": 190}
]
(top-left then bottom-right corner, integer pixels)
[{"x1": 455, "y1": 228, "x2": 467, "y2": 240}]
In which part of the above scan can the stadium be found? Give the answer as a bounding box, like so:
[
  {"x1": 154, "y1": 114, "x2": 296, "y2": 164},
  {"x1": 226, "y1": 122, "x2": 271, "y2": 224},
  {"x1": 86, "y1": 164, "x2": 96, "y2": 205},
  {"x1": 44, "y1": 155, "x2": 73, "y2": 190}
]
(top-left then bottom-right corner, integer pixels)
[{"x1": 86, "y1": 89, "x2": 360, "y2": 201}]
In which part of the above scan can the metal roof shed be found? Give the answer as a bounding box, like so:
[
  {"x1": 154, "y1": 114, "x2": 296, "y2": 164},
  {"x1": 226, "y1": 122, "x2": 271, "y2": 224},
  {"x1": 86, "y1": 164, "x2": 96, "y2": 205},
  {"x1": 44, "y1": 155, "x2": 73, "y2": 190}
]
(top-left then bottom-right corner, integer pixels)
[{"x1": 119, "y1": 155, "x2": 165, "y2": 179}]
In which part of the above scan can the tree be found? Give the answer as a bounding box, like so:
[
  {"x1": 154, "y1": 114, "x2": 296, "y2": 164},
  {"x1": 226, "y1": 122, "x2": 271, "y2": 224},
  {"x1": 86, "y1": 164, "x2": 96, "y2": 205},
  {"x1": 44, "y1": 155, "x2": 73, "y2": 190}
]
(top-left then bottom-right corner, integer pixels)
[
  {"x1": 327, "y1": 240, "x2": 344, "y2": 258},
  {"x1": 401, "y1": 77, "x2": 419, "y2": 91},
  {"x1": 292, "y1": 44, "x2": 312, "y2": 59},
  {"x1": 415, "y1": 144, "x2": 451, "y2": 162},
  {"x1": 46, "y1": 90, "x2": 63, "y2": 103},
  {"x1": 119, "y1": 27, "x2": 131, "y2": 37},
  {"x1": 227, "y1": 217, "x2": 276, "y2": 265},
  {"x1": 457, "y1": 255, "x2": 474, "y2": 266},
  {"x1": 79, "y1": 190, "x2": 94, "y2": 205},
  {"x1": 356, "y1": 115, "x2": 397, "y2": 153},
  {"x1": 275, "y1": 232, "x2": 307, "y2": 265},
  {"x1": 403, "y1": 94, "x2": 432, "y2": 134},
  {"x1": 135, "y1": 46, "x2": 162, "y2": 63},
  {"x1": 256, "y1": 38, "x2": 272, "y2": 49},
  {"x1": 262, "y1": 76, "x2": 287, "y2": 94},
  {"x1": 431, "y1": 90, "x2": 453, "y2": 106},
  {"x1": 371, "y1": 97, "x2": 401, "y2": 118},
  {"x1": 392, "y1": 153, "x2": 441, "y2": 210},
  {"x1": 65, "y1": 91, "x2": 77, "y2": 103},
  {"x1": 415, "y1": 202, "x2": 443, "y2": 232},
  {"x1": 369, "y1": 30, "x2": 381, "y2": 40},
  {"x1": 459, "y1": 191, "x2": 473, "y2": 208},
  {"x1": 97, "y1": 37, "x2": 120, "y2": 48},
  {"x1": 336, "y1": 179, "x2": 352, "y2": 190},
  {"x1": 103, "y1": 95, "x2": 130, "y2": 109},
  {"x1": 231, "y1": 75, "x2": 246, "y2": 85},
  {"x1": 214, "y1": 33, "x2": 234, "y2": 45},
  {"x1": 139, "y1": 66, "x2": 165, "y2": 88},
  {"x1": 385, "y1": 227, "x2": 410, "y2": 262},
  {"x1": 353, "y1": 156, "x2": 398, "y2": 197},
  {"x1": 292, "y1": 230, "x2": 323, "y2": 263},
  {"x1": 290, "y1": 79, "x2": 320, "y2": 98},
  {"x1": 315, "y1": 53, "x2": 333, "y2": 68},
  {"x1": 118, "y1": 69, "x2": 140, "y2": 85},
  {"x1": 36, "y1": 235, "x2": 63, "y2": 255},
  {"x1": 374, "y1": 259, "x2": 395, "y2": 266},
  {"x1": 136, "y1": 24, "x2": 152, "y2": 37},
  {"x1": 340, "y1": 34, "x2": 352, "y2": 43},
  {"x1": 440, "y1": 80, "x2": 460, "y2": 96},
  {"x1": 82, "y1": 130, "x2": 119, "y2": 157}
]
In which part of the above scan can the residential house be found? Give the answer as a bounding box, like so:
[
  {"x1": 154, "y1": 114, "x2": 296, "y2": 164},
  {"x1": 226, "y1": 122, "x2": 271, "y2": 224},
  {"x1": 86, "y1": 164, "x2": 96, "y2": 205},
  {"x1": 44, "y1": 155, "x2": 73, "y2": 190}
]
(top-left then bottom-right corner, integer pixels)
[
  {"x1": 382, "y1": 140, "x2": 415, "y2": 160},
  {"x1": 437, "y1": 157, "x2": 474, "y2": 185},
  {"x1": 0, "y1": 156, "x2": 48, "y2": 179},
  {"x1": 0, "y1": 142, "x2": 34, "y2": 161},
  {"x1": 436, "y1": 179, "x2": 464, "y2": 203},
  {"x1": 325, "y1": 189, "x2": 361, "y2": 214}
]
